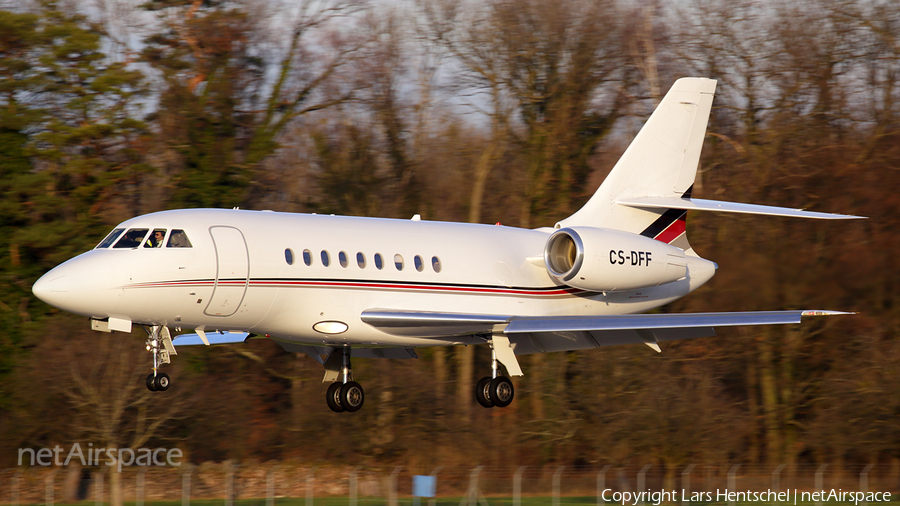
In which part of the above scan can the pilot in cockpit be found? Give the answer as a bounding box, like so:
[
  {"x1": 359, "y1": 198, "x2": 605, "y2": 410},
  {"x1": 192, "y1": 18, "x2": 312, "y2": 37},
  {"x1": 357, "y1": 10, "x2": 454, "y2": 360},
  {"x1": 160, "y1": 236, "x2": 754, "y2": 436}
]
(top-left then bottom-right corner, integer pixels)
[{"x1": 144, "y1": 229, "x2": 166, "y2": 248}]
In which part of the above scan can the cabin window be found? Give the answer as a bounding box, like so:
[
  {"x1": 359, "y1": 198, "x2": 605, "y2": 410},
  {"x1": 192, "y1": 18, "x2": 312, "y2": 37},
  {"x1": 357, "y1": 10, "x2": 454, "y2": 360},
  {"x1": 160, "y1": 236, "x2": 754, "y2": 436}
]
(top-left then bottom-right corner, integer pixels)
[
  {"x1": 166, "y1": 230, "x2": 192, "y2": 248},
  {"x1": 394, "y1": 254, "x2": 404, "y2": 271},
  {"x1": 414, "y1": 255, "x2": 424, "y2": 272},
  {"x1": 356, "y1": 252, "x2": 366, "y2": 268},
  {"x1": 113, "y1": 228, "x2": 149, "y2": 249},
  {"x1": 144, "y1": 229, "x2": 167, "y2": 248},
  {"x1": 285, "y1": 248, "x2": 294, "y2": 265},
  {"x1": 374, "y1": 253, "x2": 384, "y2": 270},
  {"x1": 96, "y1": 228, "x2": 124, "y2": 249},
  {"x1": 432, "y1": 256, "x2": 442, "y2": 273},
  {"x1": 302, "y1": 249, "x2": 312, "y2": 266},
  {"x1": 321, "y1": 250, "x2": 330, "y2": 267},
  {"x1": 339, "y1": 251, "x2": 348, "y2": 268}
]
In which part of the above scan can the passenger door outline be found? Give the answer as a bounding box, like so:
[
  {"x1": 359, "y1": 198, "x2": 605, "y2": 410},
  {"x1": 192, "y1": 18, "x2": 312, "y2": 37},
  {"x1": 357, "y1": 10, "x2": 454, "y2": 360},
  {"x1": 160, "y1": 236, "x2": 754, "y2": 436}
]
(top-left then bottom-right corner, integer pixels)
[{"x1": 204, "y1": 226, "x2": 249, "y2": 317}]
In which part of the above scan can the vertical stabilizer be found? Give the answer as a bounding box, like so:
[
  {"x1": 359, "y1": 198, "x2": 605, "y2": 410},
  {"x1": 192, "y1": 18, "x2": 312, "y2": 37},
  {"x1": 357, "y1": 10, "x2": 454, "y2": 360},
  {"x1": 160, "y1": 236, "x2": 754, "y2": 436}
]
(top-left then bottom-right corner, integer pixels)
[{"x1": 557, "y1": 78, "x2": 717, "y2": 254}]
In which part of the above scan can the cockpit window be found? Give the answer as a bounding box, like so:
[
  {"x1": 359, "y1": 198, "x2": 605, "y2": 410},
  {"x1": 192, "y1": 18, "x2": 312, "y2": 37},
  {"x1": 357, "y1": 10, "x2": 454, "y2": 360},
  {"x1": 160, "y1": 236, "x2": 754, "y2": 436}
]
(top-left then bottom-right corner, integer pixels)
[
  {"x1": 166, "y1": 230, "x2": 192, "y2": 248},
  {"x1": 96, "y1": 228, "x2": 125, "y2": 249},
  {"x1": 113, "y1": 228, "x2": 149, "y2": 249},
  {"x1": 143, "y1": 229, "x2": 167, "y2": 248}
]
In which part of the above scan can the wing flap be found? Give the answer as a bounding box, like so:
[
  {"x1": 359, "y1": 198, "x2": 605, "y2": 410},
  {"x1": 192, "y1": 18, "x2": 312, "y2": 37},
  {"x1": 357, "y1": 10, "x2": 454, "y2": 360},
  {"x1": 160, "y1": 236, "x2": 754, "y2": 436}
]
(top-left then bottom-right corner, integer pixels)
[
  {"x1": 173, "y1": 330, "x2": 251, "y2": 346},
  {"x1": 360, "y1": 309, "x2": 507, "y2": 337}
]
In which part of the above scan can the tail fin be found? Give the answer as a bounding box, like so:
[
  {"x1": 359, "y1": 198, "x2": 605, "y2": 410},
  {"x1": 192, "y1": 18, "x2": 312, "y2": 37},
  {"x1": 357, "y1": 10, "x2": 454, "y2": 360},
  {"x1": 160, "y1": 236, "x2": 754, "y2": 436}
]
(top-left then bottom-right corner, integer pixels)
[
  {"x1": 557, "y1": 77, "x2": 862, "y2": 254},
  {"x1": 557, "y1": 77, "x2": 717, "y2": 254}
]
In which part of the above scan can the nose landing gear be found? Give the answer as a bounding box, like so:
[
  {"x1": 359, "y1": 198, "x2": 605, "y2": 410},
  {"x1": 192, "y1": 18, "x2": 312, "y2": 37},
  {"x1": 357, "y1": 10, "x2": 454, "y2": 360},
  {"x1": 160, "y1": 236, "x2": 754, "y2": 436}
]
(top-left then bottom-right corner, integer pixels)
[
  {"x1": 146, "y1": 372, "x2": 170, "y2": 391},
  {"x1": 324, "y1": 346, "x2": 365, "y2": 413},
  {"x1": 144, "y1": 325, "x2": 175, "y2": 392}
]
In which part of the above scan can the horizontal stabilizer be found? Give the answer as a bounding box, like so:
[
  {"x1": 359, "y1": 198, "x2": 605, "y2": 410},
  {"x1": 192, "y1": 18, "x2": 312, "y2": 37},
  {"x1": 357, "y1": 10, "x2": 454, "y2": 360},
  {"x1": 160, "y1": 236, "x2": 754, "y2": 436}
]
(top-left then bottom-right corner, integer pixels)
[
  {"x1": 616, "y1": 196, "x2": 866, "y2": 220},
  {"x1": 173, "y1": 331, "x2": 251, "y2": 346}
]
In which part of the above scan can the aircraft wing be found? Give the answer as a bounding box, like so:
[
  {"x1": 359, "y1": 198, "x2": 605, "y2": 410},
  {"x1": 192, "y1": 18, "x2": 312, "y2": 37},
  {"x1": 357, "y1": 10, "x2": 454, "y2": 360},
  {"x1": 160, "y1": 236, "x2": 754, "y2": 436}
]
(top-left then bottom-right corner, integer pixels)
[{"x1": 361, "y1": 309, "x2": 850, "y2": 354}]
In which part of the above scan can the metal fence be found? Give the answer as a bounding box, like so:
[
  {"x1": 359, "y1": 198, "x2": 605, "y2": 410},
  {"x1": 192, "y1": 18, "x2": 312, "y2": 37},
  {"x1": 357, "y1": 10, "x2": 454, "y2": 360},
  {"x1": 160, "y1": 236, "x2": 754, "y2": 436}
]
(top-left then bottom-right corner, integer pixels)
[{"x1": 3, "y1": 463, "x2": 899, "y2": 505}]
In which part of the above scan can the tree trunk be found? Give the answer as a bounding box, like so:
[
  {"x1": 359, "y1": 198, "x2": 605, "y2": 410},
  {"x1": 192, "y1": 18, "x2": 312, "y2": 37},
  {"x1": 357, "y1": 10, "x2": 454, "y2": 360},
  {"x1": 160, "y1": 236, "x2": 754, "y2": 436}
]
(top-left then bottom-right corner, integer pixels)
[
  {"x1": 455, "y1": 345, "x2": 474, "y2": 423},
  {"x1": 530, "y1": 354, "x2": 545, "y2": 420},
  {"x1": 758, "y1": 331, "x2": 782, "y2": 464}
]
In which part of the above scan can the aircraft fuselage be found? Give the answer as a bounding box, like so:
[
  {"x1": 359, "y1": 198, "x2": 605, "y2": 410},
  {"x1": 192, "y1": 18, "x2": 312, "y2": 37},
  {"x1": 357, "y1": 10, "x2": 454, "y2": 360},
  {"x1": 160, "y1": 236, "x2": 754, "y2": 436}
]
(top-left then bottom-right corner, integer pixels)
[{"x1": 34, "y1": 208, "x2": 716, "y2": 348}]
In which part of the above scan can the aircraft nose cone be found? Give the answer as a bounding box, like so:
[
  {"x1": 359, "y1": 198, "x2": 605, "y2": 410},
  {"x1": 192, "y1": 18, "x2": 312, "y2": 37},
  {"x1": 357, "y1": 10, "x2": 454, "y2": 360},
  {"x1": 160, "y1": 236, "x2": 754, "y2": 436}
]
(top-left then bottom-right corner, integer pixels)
[{"x1": 32, "y1": 270, "x2": 70, "y2": 309}]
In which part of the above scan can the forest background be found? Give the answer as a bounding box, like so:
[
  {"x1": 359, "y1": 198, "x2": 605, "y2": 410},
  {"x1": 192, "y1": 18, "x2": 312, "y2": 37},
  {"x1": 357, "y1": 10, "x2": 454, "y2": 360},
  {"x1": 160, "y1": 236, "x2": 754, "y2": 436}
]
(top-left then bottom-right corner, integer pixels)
[{"x1": 1, "y1": 0, "x2": 898, "y2": 495}]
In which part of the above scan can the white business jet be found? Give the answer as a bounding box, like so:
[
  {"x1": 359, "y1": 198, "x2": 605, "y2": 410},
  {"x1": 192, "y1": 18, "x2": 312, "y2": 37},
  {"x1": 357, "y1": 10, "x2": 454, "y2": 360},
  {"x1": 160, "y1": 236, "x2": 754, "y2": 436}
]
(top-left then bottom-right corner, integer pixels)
[{"x1": 32, "y1": 78, "x2": 862, "y2": 413}]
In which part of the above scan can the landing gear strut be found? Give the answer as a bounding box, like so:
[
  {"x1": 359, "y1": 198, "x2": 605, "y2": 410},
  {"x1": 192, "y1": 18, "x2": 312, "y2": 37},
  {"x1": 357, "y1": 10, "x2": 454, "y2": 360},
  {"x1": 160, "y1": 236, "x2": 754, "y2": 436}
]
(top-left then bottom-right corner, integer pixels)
[
  {"x1": 325, "y1": 347, "x2": 365, "y2": 413},
  {"x1": 475, "y1": 339, "x2": 515, "y2": 408},
  {"x1": 144, "y1": 325, "x2": 174, "y2": 392}
]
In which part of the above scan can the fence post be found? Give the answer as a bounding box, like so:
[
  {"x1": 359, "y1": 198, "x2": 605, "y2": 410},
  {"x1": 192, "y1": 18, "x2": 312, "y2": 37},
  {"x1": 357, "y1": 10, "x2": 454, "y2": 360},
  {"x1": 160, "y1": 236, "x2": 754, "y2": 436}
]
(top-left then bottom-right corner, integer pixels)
[
  {"x1": 182, "y1": 465, "x2": 192, "y2": 506},
  {"x1": 814, "y1": 465, "x2": 828, "y2": 506},
  {"x1": 390, "y1": 466, "x2": 403, "y2": 506},
  {"x1": 46, "y1": 469, "x2": 56, "y2": 506},
  {"x1": 637, "y1": 465, "x2": 651, "y2": 506},
  {"x1": 225, "y1": 463, "x2": 235, "y2": 506},
  {"x1": 727, "y1": 465, "x2": 739, "y2": 506},
  {"x1": 266, "y1": 470, "x2": 274, "y2": 506},
  {"x1": 513, "y1": 466, "x2": 527, "y2": 506},
  {"x1": 463, "y1": 466, "x2": 484, "y2": 506},
  {"x1": 11, "y1": 470, "x2": 19, "y2": 506},
  {"x1": 681, "y1": 464, "x2": 695, "y2": 506},
  {"x1": 552, "y1": 466, "x2": 565, "y2": 506},
  {"x1": 597, "y1": 465, "x2": 611, "y2": 506},
  {"x1": 305, "y1": 467, "x2": 315, "y2": 506},
  {"x1": 860, "y1": 463, "x2": 874, "y2": 506},
  {"x1": 136, "y1": 468, "x2": 145, "y2": 506},
  {"x1": 772, "y1": 464, "x2": 787, "y2": 492},
  {"x1": 95, "y1": 470, "x2": 104, "y2": 506},
  {"x1": 429, "y1": 466, "x2": 442, "y2": 506},
  {"x1": 349, "y1": 466, "x2": 360, "y2": 506}
]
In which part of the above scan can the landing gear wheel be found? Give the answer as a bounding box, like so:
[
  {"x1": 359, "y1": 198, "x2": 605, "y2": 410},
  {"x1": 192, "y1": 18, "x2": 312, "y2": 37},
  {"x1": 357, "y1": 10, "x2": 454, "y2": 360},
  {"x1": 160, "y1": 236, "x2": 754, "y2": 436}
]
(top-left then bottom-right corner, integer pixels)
[
  {"x1": 146, "y1": 373, "x2": 158, "y2": 392},
  {"x1": 154, "y1": 372, "x2": 170, "y2": 391},
  {"x1": 475, "y1": 376, "x2": 494, "y2": 408},
  {"x1": 326, "y1": 382, "x2": 345, "y2": 413},
  {"x1": 489, "y1": 376, "x2": 514, "y2": 408},
  {"x1": 340, "y1": 381, "x2": 365, "y2": 412}
]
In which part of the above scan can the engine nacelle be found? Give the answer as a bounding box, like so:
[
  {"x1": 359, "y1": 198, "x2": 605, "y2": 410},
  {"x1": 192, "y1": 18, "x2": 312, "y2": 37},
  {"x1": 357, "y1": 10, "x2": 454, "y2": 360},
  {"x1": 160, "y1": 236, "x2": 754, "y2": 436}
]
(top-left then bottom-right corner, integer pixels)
[{"x1": 544, "y1": 227, "x2": 688, "y2": 292}]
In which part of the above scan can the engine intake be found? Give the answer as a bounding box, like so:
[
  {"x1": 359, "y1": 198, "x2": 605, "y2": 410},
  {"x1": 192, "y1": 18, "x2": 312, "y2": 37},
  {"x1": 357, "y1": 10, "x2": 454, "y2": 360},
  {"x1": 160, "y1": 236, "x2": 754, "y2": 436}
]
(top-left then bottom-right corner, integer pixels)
[{"x1": 544, "y1": 227, "x2": 688, "y2": 292}]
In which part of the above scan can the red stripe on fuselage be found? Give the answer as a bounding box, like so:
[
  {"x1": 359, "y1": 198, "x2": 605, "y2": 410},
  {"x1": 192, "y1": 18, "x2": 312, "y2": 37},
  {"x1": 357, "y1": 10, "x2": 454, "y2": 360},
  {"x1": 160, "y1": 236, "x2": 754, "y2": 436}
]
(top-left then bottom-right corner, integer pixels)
[{"x1": 124, "y1": 279, "x2": 583, "y2": 297}]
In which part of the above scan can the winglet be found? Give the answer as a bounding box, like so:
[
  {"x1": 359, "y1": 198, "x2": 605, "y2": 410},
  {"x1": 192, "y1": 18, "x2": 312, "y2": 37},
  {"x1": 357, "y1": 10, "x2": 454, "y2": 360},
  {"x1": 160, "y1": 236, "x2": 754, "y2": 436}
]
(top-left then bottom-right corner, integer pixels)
[{"x1": 800, "y1": 310, "x2": 855, "y2": 316}]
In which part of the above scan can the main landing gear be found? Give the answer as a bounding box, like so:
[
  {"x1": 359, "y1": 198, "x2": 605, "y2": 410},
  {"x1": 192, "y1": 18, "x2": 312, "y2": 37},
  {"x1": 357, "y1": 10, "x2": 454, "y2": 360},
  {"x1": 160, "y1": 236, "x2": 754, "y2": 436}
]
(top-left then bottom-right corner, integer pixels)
[
  {"x1": 144, "y1": 325, "x2": 175, "y2": 392},
  {"x1": 475, "y1": 338, "x2": 515, "y2": 408},
  {"x1": 325, "y1": 347, "x2": 365, "y2": 413}
]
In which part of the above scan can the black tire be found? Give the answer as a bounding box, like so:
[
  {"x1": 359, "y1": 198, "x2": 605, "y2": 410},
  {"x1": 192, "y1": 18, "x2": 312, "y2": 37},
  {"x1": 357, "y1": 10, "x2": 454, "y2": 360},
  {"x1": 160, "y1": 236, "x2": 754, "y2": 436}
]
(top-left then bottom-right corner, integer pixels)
[
  {"x1": 154, "y1": 372, "x2": 170, "y2": 391},
  {"x1": 340, "y1": 381, "x2": 365, "y2": 412},
  {"x1": 475, "y1": 376, "x2": 494, "y2": 408},
  {"x1": 326, "y1": 382, "x2": 345, "y2": 413},
  {"x1": 146, "y1": 373, "x2": 157, "y2": 392},
  {"x1": 489, "y1": 376, "x2": 514, "y2": 408}
]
